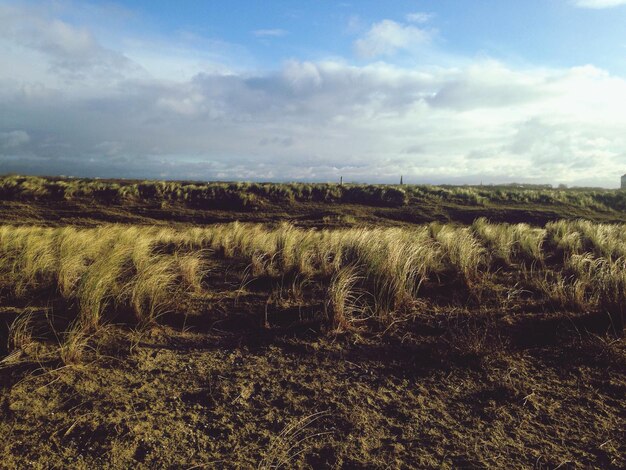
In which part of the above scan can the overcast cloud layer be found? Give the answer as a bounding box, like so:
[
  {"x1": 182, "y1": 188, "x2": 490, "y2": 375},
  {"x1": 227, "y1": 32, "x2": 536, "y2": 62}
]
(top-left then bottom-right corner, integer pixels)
[{"x1": 1, "y1": 2, "x2": 626, "y2": 186}]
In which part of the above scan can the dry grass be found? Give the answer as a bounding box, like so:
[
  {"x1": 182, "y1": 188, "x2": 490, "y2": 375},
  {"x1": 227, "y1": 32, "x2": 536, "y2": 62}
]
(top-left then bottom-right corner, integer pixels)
[
  {"x1": 1, "y1": 218, "x2": 626, "y2": 357},
  {"x1": 326, "y1": 265, "x2": 367, "y2": 331},
  {"x1": 432, "y1": 223, "x2": 485, "y2": 288},
  {"x1": 58, "y1": 323, "x2": 94, "y2": 365},
  {"x1": 7, "y1": 309, "x2": 36, "y2": 352},
  {"x1": 472, "y1": 217, "x2": 545, "y2": 266},
  {"x1": 258, "y1": 410, "x2": 332, "y2": 470},
  {"x1": 0, "y1": 225, "x2": 206, "y2": 337}
]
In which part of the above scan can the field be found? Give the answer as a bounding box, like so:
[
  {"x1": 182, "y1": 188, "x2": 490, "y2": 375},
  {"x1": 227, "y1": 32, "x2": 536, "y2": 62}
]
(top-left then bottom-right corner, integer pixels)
[{"x1": 0, "y1": 176, "x2": 625, "y2": 468}]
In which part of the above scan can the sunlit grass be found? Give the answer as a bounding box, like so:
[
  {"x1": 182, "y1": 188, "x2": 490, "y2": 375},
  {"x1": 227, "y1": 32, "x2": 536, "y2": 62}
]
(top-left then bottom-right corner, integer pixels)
[{"x1": 2, "y1": 218, "x2": 626, "y2": 358}]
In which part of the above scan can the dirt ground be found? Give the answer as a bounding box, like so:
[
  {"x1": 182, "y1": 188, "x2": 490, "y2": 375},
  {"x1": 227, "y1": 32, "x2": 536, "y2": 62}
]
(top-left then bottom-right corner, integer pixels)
[
  {"x1": 1, "y1": 299, "x2": 624, "y2": 469},
  {"x1": 1, "y1": 200, "x2": 625, "y2": 468}
]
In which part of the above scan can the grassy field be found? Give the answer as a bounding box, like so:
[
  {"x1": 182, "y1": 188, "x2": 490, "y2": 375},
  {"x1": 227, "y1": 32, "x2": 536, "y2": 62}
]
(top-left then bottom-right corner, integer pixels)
[
  {"x1": 4, "y1": 174, "x2": 626, "y2": 228},
  {"x1": 0, "y1": 177, "x2": 625, "y2": 468}
]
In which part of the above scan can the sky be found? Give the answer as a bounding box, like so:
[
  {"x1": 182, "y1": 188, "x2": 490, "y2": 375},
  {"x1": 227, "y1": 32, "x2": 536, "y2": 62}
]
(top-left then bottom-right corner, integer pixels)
[{"x1": 1, "y1": 1, "x2": 626, "y2": 186}]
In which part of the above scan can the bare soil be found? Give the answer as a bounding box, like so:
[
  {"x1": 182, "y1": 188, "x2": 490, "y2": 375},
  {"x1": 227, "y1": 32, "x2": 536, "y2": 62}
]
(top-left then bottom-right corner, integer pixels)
[{"x1": 1, "y1": 256, "x2": 624, "y2": 469}]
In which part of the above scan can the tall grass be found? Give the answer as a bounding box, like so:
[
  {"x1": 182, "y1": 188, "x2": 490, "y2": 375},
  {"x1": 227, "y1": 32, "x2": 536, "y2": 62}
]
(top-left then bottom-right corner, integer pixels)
[
  {"x1": 327, "y1": 265, "x2": 366, "y2": 331},
  {"x1": 546, "y1": 219, "x2": 626, "y2": 260},
  {"x1": 0, "y1": 225, "x2": 206, "y2": 331},
  {"x1": 472, "y1": 218, "x2": 545, "y2": 266},
  {"x1": 431, "y1": 224, "x2": 485, "y2": 288},
  {"x1": 2, "y1": 217, "x2": 626, "y2": 357},
  {"x1": 595, "y1": 258, "x2": 626, "y2": 334}
]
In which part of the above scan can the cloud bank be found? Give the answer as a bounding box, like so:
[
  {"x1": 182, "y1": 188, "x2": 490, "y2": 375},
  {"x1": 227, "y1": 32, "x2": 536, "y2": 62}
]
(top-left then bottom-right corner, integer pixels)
[{"x1": 1, "y1": 4, "x2": 626, "y2": 187}]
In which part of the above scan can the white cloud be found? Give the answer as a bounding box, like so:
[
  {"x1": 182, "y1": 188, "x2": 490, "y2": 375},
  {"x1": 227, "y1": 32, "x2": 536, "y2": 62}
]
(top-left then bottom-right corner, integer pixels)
[
  {"x1": 427, "y1": 61, "x2": 548, "y2": 110},
  {"x1": 573, "y1": 0, "x2": 626, "y2": 8},
  {"x1": 2, "y1": 4, "x2": 626, "y2": 187},
  {"x1": 3, "y1": 57, "x2": 626, "y2": 186},
  {"x1": 0, "y1": 4, "x2": 137, "y2": 79},
  {"x1": 354, "y1": 20, "x2": 432, "y2": 58},
  {"x1": 406, "y1": 12, "x2": 433, "y2": 24},
  {"x1": 121, "y1": 36, "x2": 244, "y2": 81},
  {"x1": 252, "y1": 29, "x2": 288, "y2": 37}
]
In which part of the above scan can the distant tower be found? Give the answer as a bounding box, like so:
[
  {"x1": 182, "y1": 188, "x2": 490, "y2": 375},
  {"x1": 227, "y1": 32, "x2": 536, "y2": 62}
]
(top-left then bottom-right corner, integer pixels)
[
  {"x1": 340, "y1": 176, "x2": 343, "y2": 186},
  {"x1": 622, "y1": 174, "x2": 626, "y2": 189},
  {"x1": 400, "y1": 175, "x2": 403, "y2": 185}
]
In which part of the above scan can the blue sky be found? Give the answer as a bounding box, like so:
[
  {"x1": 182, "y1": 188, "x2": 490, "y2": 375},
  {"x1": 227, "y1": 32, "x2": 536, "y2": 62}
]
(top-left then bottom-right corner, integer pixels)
[
  {"x1": 1, "y1": 0, "x2": 626, "y2": 186},
  {"x1": 113, "y1": 0, "x2": 626, "y2": 73}
]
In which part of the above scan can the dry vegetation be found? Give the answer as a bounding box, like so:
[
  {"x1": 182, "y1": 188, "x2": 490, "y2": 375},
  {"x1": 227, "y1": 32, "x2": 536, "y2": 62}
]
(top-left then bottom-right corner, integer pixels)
[
  {"x1": 4, "y1": 174, "x2": 626, "y2": 213},
  {"x1": 1, "y1": 218, "x2": 624, "y2": 356},
  {"x1": 1, "y1": 210, "x2": 625, "y2": 467}
]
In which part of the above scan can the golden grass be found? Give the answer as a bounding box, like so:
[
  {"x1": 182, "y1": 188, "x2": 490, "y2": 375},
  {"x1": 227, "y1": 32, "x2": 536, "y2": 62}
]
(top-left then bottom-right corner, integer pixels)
[
  {"x1": 0, "y1": 225, "x2": 206, "y2": 330},
  {"x1": 1, "y1": 217, "x2": 625, "y2": 357},
  {"x1": 432, "y1": 224, "x2": 485, "y2": 287},
  {"x1": 327, "y1": 265, "x2": 367, "y2": 331},
  {"x1": 472, "y1": 217, "x2": 545, "y2": 266}
]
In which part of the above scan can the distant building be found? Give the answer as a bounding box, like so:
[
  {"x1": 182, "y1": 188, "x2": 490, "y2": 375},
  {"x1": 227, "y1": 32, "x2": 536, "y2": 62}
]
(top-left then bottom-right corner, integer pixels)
[{"x1": 622, "y1": 174, "x2": 626, "y2": 189}]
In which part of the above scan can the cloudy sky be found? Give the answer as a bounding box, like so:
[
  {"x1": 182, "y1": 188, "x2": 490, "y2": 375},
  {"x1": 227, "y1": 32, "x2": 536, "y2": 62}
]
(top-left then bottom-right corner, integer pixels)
[{"x1": 1, "y1": 0, "x2": 626, "y2": 186}]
